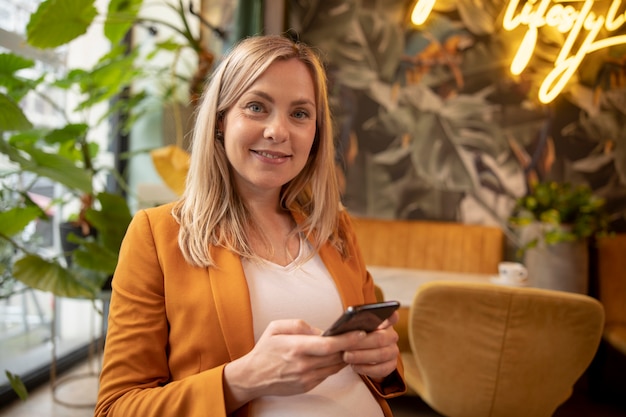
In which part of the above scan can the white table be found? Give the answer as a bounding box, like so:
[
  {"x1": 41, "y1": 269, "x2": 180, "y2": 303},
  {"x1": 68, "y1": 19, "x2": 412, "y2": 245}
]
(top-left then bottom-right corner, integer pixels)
[{"x1": 368, "y1": 266, "x2": 497, "y2": 307}]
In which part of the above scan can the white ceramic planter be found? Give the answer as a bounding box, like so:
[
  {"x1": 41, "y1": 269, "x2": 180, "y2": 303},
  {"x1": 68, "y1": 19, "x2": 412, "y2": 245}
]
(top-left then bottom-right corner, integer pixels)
[
  {"x1": 524, "y1": 240, "x2": 589, "y2": 294},
  {"x1": 520, "y1": 223, "x2": 590, "y2": 294}
]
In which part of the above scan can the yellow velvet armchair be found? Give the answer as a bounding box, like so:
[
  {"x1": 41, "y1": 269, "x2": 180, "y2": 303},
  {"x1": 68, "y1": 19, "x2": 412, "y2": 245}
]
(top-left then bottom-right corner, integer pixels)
[{"x1": 403, "y1": 281, "x2": 605, "y2": 417}]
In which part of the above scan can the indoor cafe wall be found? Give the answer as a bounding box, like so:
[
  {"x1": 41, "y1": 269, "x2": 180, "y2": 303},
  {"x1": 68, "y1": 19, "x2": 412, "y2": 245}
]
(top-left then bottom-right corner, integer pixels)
[{"x1": 288, "y1": 0, "x2": 626, "y2": 235}]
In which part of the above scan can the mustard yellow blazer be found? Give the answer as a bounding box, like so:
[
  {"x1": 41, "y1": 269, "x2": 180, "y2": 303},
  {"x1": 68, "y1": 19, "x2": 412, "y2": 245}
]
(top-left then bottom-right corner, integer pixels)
[{"x1": 95, "y1": 203, "x2": 405, "y2": 417}]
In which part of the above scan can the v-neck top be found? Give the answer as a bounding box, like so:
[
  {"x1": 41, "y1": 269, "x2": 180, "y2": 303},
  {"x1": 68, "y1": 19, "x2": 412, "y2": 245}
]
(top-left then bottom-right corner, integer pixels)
[{"x1": 242, "y1": 239, "x2": 384, "y2": 417}]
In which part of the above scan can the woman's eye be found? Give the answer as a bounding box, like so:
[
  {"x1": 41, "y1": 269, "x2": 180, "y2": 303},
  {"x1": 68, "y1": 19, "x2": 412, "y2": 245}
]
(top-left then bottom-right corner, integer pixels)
[
  {"x1": 247, "y1": 103, "x2": 263, "y2": 113},
  {"x1": 293, "y1": 110, "x2": 309, "y2": 119}
]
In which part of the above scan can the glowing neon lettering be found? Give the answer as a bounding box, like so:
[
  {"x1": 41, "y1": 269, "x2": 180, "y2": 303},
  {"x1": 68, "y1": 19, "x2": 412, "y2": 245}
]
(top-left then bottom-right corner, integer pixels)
[
  {"x1": 411, "y1": 0, "x2": 436, "y2": 25},
  {"x1": 410, "y1": 0, "x2": 626, "y2": 103}
]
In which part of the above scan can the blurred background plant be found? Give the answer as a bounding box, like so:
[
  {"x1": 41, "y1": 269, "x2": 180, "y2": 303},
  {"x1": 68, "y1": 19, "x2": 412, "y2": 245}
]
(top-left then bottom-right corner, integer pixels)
[
  {"x1": 509, "y1": 181, "x2": 610, "y2": 254},
  {"x1": 0, "y1": 0, "x2": 231, "y2": 400},
  {"x1": 0, "y1": 0, "x2": 227, "y2": 300}
]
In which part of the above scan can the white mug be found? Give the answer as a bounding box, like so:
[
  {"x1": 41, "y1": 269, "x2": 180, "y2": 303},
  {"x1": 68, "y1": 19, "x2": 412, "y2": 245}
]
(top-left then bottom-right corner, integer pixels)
[{"x1": 498, "y1": 262, "x2": 528, "y2": 285}]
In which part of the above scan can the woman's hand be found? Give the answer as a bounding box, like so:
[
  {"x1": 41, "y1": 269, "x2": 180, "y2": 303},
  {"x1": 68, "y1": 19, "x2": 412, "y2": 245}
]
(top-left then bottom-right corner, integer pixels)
[
  {"x1": 341, "y1": 311, "x2": 400, "y2": 380},
  {"x1": 223, "y1": 319, "x2": 367, "y2": 412}
]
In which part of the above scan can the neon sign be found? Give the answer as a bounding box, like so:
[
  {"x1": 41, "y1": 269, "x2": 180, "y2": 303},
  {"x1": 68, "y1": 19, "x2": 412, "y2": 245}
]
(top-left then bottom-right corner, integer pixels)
[{"x1": 410, "y1": 0, "x2": 626, "y2": 104}]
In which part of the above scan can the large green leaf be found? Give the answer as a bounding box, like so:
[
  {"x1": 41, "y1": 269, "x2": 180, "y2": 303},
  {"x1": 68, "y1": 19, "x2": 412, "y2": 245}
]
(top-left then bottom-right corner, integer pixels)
[
  {"x1": 105, "y1": 0, "x2": 144, "y2": 45},
  {"x1": 5, "y1": 371, "x2": 28, "y2": 401},
  {"x1": 0, "y1": 206, "x2": 44, "y2": 237},
  {"x1": 12, "y1": 145, "x2": 93, "y2": 194},
  {"x1": 0, "y1": 94, "x2": 33, "y2": 131},
  {"x1": 66, "y1": 192, "x2": 132, "y2": 276},
  {"x1": 1, "y1": 132, "x2": 43, "y2": 165},
  {"x1": 85, "y1": 192, "x2": 132, "y2": 252},
  {"x1": 76, "y1": 52, "x2": 141, "y2": 110},
  {"x1": 0, "y1": 53, "x2": 34, "y2": 76},
  {"x1": 26, "y1": 0, "x2": 98, "y2": 49},
  {"x1": 0, "y1": 53, "x2": 37, "y2": 95},
  {"x1": 92, "y1": 51, "x2": 140, "y2": 90},
  {"x1": 44, "y1": 123, "x2": 89, "y2": 145},
  {"x1": 13, "y1": 255, "x2": 95, "y2": 298},
  {"x1": 0, "y1": 54, "x2": 40, "y2": 102},
  {"x1": 53, "y1": 68, "x2": 89, "y2": 90},
  {"x1": 73, "y1": 241, "x2": 118, "y2": 275}
]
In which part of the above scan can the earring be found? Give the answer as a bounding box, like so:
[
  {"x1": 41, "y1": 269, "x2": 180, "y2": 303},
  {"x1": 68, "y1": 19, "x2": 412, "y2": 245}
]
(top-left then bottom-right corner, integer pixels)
[{"x1": 216, "y1": 130, "x2": 224, "y2": 141}]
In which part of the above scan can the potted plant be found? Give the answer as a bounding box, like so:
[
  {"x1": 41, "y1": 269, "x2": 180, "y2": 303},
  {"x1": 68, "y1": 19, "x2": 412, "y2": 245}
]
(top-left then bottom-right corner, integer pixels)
[
  {"x1": 0, "y1": 0, "x2": 228, "y2": 295},
  {"x1": 0, "y1": 0, "x2": 245, "y2": 403},
  {"x1": 509, "y1": 181, "x2": 609, "y2": 248},
  {"x1": 0, "y1": 58, "x2": 133, "y2": 299},
  {"x1": 0, "y1": 0, "x2": 229, "y2": 400},
  {"x1": 509, "y1": 180, "x2": 609, "y2": 293}
]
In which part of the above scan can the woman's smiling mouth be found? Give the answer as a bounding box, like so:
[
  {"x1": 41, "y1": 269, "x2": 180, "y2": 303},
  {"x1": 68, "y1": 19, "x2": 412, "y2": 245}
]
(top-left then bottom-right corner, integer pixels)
[{"x1": 252, "y1": 149, "x2": 291, "y2": 160}]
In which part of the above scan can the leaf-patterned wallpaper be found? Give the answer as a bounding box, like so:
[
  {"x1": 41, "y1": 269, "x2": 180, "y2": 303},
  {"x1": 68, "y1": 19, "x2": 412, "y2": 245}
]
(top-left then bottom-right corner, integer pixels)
[{"x1": 289, "y1": 0, "x2": 626, "y2": 241}]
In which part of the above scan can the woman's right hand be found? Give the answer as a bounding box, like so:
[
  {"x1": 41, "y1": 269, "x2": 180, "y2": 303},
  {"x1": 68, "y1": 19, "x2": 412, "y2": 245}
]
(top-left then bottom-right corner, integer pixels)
[{"x1": 222, "y1": 319, "x2": 367, "y2": 412}]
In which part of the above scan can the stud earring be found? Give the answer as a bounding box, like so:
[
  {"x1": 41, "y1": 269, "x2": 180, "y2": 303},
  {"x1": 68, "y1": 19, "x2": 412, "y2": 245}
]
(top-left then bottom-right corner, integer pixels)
[{"x1": 216, "y1": 130, "x2": 224, "y2": 141}]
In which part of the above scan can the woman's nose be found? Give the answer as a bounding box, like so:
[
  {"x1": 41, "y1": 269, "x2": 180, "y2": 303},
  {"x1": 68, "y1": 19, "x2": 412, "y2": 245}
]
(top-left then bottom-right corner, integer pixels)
[{"x1": 263, "y1": 114, "x2": 289, "y2": 142}]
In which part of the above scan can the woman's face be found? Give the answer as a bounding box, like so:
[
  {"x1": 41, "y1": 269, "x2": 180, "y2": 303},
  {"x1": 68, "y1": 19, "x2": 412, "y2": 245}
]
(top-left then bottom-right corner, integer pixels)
[{"x1": 222, "y1": 58, "x2": 317, "y2": 200}]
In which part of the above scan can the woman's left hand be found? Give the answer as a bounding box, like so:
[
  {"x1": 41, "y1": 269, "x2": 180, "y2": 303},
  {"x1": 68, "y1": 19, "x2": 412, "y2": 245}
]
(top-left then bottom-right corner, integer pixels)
[{"x1": 340, "y1": 311, "x2": 400, "y2": 379}]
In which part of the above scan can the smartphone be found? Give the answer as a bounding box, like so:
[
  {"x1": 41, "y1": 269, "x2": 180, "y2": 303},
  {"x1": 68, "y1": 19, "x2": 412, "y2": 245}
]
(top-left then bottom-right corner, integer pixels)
[{"x1": 322, "y1": 300, "x2": 400, "y2": 336}]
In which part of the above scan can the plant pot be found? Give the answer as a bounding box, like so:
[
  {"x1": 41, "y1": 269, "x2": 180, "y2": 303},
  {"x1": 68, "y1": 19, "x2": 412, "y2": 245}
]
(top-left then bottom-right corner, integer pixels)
[
  {"x1": 520, "y1": 223, "x2": 589, "y2": 294},
  {"x1": 523, "y1": 240, "x2": 589, "y2": 294}
]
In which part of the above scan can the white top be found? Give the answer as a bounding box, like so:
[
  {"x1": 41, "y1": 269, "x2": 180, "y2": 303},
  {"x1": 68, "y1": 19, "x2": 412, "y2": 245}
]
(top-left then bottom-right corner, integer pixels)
[{"x1": 242, "y1": 237, "x2": 384, "y2": 417}]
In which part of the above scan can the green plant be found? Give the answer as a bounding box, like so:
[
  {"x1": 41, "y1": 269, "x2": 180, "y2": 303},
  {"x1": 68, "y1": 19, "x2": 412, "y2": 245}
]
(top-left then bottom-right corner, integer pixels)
[
  {"x1": 0, "y1": 49, "x2": 134, "y2": 298},
  {"x1": 509, "y1": 181, "x2": 609, "y2": 252},
  {"x1": 0, "y1": 0, "x2": 226, "y2": 400},
  {"x1": 0, "y1": 0, "x2": 224, "y2": 301}
]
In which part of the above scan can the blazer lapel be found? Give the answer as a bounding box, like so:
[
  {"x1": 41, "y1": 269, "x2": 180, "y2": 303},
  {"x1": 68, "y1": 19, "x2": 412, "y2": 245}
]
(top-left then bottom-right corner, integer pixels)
[
  {"x1": 209, "y1": 247, "x2": 255, "y2": 360},
  {"x1": 318, "y1": 240, "x2": 364, "y2": 308}
]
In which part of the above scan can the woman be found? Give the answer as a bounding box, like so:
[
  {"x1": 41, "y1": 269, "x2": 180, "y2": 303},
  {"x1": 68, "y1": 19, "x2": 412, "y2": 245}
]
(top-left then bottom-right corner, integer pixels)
[{"x1": 95, "y1": 34, "x2": 405, "y2": 417}]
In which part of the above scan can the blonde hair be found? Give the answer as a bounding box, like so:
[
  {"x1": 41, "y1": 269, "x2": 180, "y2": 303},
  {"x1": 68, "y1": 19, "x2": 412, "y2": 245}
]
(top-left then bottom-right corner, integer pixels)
[{"x1": 172, "y1": 35, "x2": 346, "y2": 267}]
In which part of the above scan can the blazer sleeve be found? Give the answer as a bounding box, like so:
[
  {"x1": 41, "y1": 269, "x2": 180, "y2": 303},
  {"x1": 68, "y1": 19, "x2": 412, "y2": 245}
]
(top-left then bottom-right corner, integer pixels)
[{"x1": 94, "y1": 209, "x2": 231, "y2": 417}]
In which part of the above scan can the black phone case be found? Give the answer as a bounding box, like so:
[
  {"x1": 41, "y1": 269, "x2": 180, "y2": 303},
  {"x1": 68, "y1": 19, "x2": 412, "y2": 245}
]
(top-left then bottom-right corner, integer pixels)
[{"x1": 322, "y1": 300, "x2": 400, "y2": 336}]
